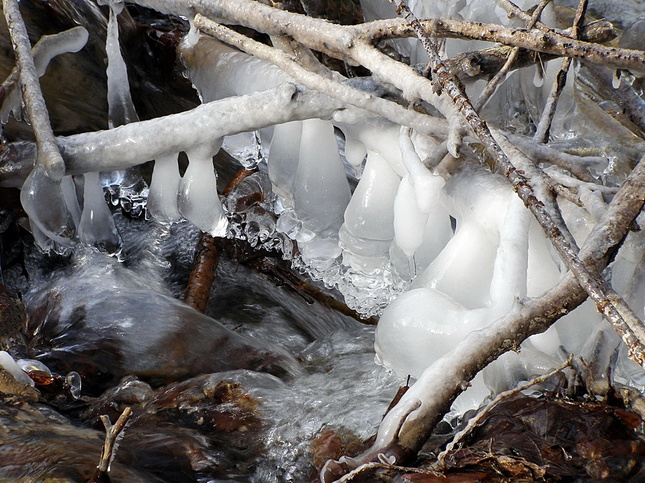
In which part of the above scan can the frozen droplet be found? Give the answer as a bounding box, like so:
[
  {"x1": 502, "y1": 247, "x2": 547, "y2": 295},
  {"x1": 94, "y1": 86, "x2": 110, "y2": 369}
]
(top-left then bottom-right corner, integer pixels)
[
  {"x1": 533, "y1": 64, "x2": 544, "y2": 88},
  {"x1": 276, "y1": 209, "x2": 303, "y2": 239},
  {"x1": 268, "y1": 121, "x2": 302, "y2": 206},
  {"x1": 66, "y1": 371, "x2": 82, "y2": 399},
  {"x1": 178, "y1": 142, "x2": 228, "y2": 236},
  {"x1": 16, "y1": 359, "x2": 51, "y2": 375},
  {"x1": 612, "y1": 70, "x2": 622, "y2": 89},
  {"x1": 20, "y1": 165, "x2": 76, "y2": 248},
  {"x1": 148, "y1": 153, "x2": 181, "y2": 222},
  {"x1": 78, "y1": 172, "x2": 122, "y2": 254}
]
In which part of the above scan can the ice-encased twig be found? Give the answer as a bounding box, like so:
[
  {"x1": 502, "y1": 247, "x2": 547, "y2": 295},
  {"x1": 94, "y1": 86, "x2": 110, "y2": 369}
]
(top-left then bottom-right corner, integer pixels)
[
  {"x1": 0, "y1": 25, "x2": 89, "y2": 124},
  {"x1": 3, "y1": 0, "x2": 66, "y2": 181}
]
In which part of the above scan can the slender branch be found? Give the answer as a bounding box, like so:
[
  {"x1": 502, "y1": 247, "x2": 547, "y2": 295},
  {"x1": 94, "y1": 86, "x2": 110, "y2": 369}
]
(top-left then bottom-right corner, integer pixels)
[
  {"x1": 2, "y1": 0, "x2": 66, "y2": 180},
  {"x1": 437, "y1": 354, "x2": 574, "y2": 464},
  {"x1": 474, "y1": 0, "x2": 552, "y2": 111},
  {"x1": 533, "y1": 0, "x2": 588, "y2": 143}
]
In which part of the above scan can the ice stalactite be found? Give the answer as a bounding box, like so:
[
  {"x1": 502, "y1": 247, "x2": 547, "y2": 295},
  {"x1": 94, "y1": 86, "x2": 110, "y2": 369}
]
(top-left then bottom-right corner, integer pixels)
[
  {"x1": 293, "y1": 119, "x2": 351, "y2": 270},
  {"x1": 178, "y1": 142, "x2": 228, "y2": 236},
  {"x1": 147, "y1": 153, "x2": 182, "y2": 222},
  {"x1": 96, "y1": 0, "x2": 146, "y2": 219}
]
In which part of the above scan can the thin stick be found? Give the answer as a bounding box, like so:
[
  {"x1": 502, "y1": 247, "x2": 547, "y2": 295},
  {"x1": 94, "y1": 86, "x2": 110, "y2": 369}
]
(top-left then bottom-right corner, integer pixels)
[
  {"x1": 474, "y1": 0, "x2": 552, "y2": 111},
  {"x1": 533, "y1": 0, "x2": 588, "y2": 143},
  {"x1": 437, "y1": 354, "x2": 574, "y2": 464},
  {"x1": 2, "y1": 0, "x2": 66, "y2": 180},
  {"x1": 91, "y1": 407, "x2": 132, "y2": 481}
]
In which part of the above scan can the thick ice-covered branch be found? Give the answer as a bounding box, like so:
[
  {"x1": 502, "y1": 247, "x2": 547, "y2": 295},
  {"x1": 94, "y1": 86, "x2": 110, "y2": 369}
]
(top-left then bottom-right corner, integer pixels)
[{"x1": 193, "y1": 15, "x2": 448, "y2": 138}]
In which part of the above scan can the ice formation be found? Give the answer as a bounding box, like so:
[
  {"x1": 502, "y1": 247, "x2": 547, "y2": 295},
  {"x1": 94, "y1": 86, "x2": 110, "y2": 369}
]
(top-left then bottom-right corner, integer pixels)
[{"x1": 9, "y1": 0, "x2": 645, "y2": 425}]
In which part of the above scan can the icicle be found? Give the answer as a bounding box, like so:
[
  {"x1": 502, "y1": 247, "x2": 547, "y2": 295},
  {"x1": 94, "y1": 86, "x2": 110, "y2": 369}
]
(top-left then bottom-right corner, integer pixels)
[
  {"x1": 148, "y1": 153, "x2": 182, "y2": 222},
  {"x1": 392, "y1": 175, "x2": 428, "y2": 260},
  {"x1": 178, "y1": 141, "x2": 228, "y2": 236},
  {"x1": 100, "y1": 0, "x2": 138, "y2": 127},
  {"x1": 612, "y1": 70, "x2": 622, "y2": 89},
  {"x1": 294, "y1": 119, "x2": 351, "y2": 269},
  {"x1": 78, "y1": 172, "x2": 122, "y2": 254},
  {"x1": 268, "y1": 121, "x2": 303, "y2": 207},
  {"x1": 339, "y1": 151, "x2": 400, "y2": 273}
]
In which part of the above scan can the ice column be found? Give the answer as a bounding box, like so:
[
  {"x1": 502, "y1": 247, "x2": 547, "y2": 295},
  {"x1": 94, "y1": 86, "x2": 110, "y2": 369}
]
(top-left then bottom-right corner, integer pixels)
[
  {"x1": 293, "y1": 119, "x2": 351, "y2": 269},
  {"x1": 375, "y1": 168, "x2": 532, "y2": 380},
  {"x1": 339, "y1": 151, "x2": 400, "y2": 273},
  {"x1": 147, "y1": 153, "x2": 182, "y2": 222},
  {"x1": 178, "y1": 142, "x2": 228, "y2": 236},
  {"x1": 268, "y1": 121, "x2": 303, "y2": 208}
]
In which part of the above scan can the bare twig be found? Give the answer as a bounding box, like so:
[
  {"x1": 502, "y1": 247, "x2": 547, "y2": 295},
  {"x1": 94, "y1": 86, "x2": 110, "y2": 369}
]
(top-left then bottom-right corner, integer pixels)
[
  {"x1": 90, "y1": 406, "x2": 132, "y2": 483},
  {"x1": 533, "y1": 0, "x2": 588, "y2": 143},
  {"x1": 437, "y1": 354, "x2": 574, "y2": 464},
  {"x1": 474, "y1": 0, "x2": 552, "y2": 111},
  {"x1": 2, "y1": 0, "x2": 66, "y2": 180}
]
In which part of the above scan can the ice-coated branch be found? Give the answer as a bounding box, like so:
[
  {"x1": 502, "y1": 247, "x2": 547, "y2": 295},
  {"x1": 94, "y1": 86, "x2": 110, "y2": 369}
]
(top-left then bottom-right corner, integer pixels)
[
  {"x1": 57, "y1": 84, "x2": 370, "y2": 174},
  {"x1": 193, "y1": 15, "x2": 448, "y2": 138},
  {"x1": 322, "y1": 155, "x2": 645, "y2": 481},
  {"x1": 90, "y1": 406, "x2": 133, "y2": 482},
  {"x1": 2, "y1": 0, "x2": 66, "y2": 181}
]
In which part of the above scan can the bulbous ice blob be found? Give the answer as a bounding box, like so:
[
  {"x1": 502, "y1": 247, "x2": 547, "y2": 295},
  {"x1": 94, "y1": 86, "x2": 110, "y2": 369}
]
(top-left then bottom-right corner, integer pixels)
[
  {"x1": 376, "y1": 168, "x2": 533, "y2": 382},
  {"x1": 148, "y1": 153, "x2": 181, "y2": 222},
  {"x1": 78, "y1": 172, "x2": 122, "y2": 254},
  {"x1": 268, "y1": 121, "x2": 303, "y2": 206},
  {"x1": 339, "y1": 151, "x2": 400, "y2": 272},
  {"x1": 294, "y1": 119, "x2": 351, "y2": 238},
  {"x1": 21, "y1": 165, "x2": 76, "y2": 249},
  {"x1": 178, "y1": 142, "x2": 228, "y2": 236},
  {"x1": 342, "y1": 135, "x2": 367, "y2": 173}
]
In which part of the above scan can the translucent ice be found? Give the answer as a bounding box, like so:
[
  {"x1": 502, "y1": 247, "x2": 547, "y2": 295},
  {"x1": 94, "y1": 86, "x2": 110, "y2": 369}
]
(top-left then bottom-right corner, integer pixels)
[
  {"x1": 339, "y1": 151, "x2": 400, "y2": 272},
  {"x1": 78, "y1": 172, "x2": 122, "y2": 254},
  {"x1": 20, "y1": 165, "x2": 76, "y2": 249},
  {"x1": 148, "y1": 153, "x2": 182, "y2": 222},
  {"x1": 178, "y1": 142, "x2": 228, "y2": 236},
  {"x1": 268, "y1": 121, "x2": 303, "y2": 206},
  {"x1": 294, "y1": 119, "x2": 351, "y2": 240},
  {"x1": 0, "y1": 351, "x2": 34, "y2": 387},
  {"x1": 376, "y1": 167, "x2": 533, "y2": 380}
]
